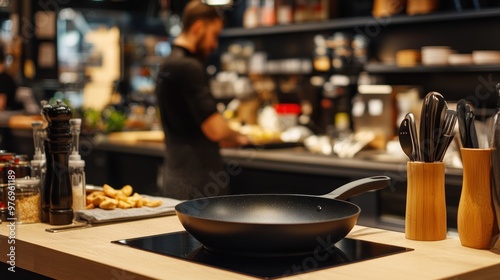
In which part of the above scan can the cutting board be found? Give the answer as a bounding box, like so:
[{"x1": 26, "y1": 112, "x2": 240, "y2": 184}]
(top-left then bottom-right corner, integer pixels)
[{"x1": 106, "y1": 130, "x2": 164, "y2": 143}]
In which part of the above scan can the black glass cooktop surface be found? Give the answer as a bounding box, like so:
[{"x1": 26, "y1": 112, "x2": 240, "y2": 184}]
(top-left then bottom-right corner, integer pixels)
[{"x1": 113, "y1": 231, "x2": 412, "y2": 279}]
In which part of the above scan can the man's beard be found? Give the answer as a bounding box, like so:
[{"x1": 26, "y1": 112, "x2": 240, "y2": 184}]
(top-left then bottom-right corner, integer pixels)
[{"x1": 194, "y1": 34, "x2": 210, "y2": 63}]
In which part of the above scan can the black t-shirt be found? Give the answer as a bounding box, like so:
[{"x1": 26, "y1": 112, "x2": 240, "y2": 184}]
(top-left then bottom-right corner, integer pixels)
[
  {"x1": 0, "y1": 72, "x2": 21, "y2": 110},
  {"x1": 155, "y1": 45, "x2": 229, "y2": 200}
]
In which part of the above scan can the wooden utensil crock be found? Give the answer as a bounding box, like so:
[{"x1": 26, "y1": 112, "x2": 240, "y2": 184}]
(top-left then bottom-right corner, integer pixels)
[
  {"x1": 458, "y1": 148, "x2": 495, "y2": 249},
  {"x1": 405, "y1": 161, "x2": 447, "y2": 241}
]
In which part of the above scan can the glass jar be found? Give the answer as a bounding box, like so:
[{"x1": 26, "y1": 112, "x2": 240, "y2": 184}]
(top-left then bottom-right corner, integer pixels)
[
  {"x1": 15, "y1": 178, "x2": 41, "y2": 224},
  {"x1": 10, "y1": 155, "x2": 31, "y2": 179},
  {"x1": 0, "y1": 160, "x2": 12, "y2": 221}
]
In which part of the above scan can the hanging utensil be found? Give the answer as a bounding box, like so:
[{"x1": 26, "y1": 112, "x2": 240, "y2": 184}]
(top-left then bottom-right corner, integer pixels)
[{"x1": 399, "y1": 114, "x2": 414, "y2": 161}]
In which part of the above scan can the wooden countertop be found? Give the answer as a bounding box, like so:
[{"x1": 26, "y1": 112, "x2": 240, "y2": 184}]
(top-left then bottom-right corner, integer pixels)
[{"x1": 1, "y1": 216, "x2": 499, "y2": 279}]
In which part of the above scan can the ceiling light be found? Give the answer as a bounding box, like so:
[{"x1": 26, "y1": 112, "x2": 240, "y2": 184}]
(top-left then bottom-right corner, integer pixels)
[{"x1": 202, "y1": 0, "x2": 232, "y2": 6}]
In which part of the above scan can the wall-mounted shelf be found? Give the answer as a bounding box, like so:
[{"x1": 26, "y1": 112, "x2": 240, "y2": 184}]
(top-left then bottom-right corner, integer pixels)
[
  {"x1": 220, "y1": 7, "x2": 500, "y2": 38},
  {"x1": 364, "y1": 63, "x2": 500, "y2": 73}
]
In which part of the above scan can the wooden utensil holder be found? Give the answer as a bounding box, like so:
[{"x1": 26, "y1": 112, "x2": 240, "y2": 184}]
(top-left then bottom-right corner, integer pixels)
[
  {"x1": 405, "y1": 162, "x2": 447, "y2": 241},
  {"x1": 458, "y1": 148, "x2": 495, "y2": 249}
]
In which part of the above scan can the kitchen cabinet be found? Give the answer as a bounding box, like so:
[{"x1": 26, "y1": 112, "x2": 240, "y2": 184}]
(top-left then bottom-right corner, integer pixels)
[{"x1": 217, "y1": 6, "x2": 500, "y2": 115}]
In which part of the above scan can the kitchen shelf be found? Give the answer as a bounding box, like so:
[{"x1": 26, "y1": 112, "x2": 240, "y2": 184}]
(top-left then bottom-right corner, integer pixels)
[
  {"x1": 220, "y1": 7, "x2": 500, "y2": 38},
  {"x1": 364, "y1": 63, "x2": 500, "y2": 73}
]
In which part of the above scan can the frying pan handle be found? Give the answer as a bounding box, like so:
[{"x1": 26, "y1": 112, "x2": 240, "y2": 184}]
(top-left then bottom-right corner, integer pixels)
[{"x1": 321, "y1": 176, "x2": 391, "y2": 201}]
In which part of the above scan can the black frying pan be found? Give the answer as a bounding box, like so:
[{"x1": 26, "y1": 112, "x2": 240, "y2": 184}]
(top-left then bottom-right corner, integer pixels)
[{"x1": 175, "y1": 176, "x2": 391, "y2": 256}]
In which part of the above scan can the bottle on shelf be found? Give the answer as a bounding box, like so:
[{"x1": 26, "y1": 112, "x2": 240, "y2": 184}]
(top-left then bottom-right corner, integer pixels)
[
  {"x1": 243, "y1": 0, "x2": 261, "y2": 28},
  {"x1": 276, "y1": 0, "x2": 294, "y2": 25},
  {"x1": 260, "y1": 0, "x2": 276, "y2": 26},
  {"x1": 294, "y1": 0, "x2": 310, "y2": 23}
]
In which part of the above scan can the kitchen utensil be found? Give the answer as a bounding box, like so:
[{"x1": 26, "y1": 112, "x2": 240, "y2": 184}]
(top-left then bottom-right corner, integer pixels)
[
  {"x1": 432, "y1": 93, "x2": 447, "y2": 128},
  {"x1": 457, "y1": 99, "x2": 469, "y2": 148},
  {"x1": 421, "y1": 46, "x2": 453, "y2": 65},
  {"x1": 458, "y1": 148, "x2": 495, "y2": 249},
  {"x1": 421, "y1": 92, "x2": 441, "y2": 161},
  {"x1": 435, "y1": 109, "x2": 457, "y2": 161},
  {"x1": 465, "y1": 102, "x2": 472, "y2": 145},
  {"x1": 407, "y1": 112, "x2": 421, "y2": 162},
  {"x1": 175, "y1": 176, "x2": 390, "y2": 256},
  {"x1": 406, "y1": 161, "x2": 447, "y2": 241},
  {"x1": 46, "y1": 222, "x2": 91, "y2": 233},
  {"x1": 448, "y1": 53, "x2": 473, "y2": 65},
  {"x1": 468, "y1": 111, "x2": 479, "y2": 148},
  {"x1": 399, "y1": 114, "x2": 414, "y2": 161},
  {"x1": 420, "y1": 93, "x2": 430, "y2": 161},
  {"x1": 432, "y1": 92, "x2": 448, "y2": 160},
  {"x1": 472, "y1": 50, "x2": 500, "y2": 64}
]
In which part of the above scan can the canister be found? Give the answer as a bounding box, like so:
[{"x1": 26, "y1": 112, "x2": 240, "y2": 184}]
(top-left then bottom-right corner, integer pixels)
[
  {"x1": 15, "y1": 178, "x2": 41, "y2": 224},
  {"x1": 0, "y1": 151, "x2": 14, "y2": 186},
  {"x1": 0, "y1": 160, "x2": 12, "y2": 220},
  {"x1": 10, "y1": 155, "x2": 31, "y2": 179}
]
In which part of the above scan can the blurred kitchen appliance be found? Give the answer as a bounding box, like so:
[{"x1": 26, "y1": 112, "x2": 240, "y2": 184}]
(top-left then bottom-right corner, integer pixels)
[{"x1": 352, "y1": 85, "x2": 417, "y2": 149}]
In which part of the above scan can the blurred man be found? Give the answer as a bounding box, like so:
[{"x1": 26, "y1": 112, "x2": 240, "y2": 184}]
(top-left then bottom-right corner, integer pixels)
[
  {"x1": 0, "y1": 44, "x2": 20, "y2": 111},
  {"x1": 155, "y1": 1, "x2": 249, "y2": 200}
]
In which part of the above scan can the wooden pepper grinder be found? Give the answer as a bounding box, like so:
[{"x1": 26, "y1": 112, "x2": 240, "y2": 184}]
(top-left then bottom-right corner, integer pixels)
[{"x1": 45, "y1": 100, "x2": 73, "y2": 225}]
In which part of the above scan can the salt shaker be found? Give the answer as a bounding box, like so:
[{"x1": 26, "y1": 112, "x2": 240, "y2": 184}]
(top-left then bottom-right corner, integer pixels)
[{"x1": 69, "y1": 118, "x2": 86, "y2": 212}]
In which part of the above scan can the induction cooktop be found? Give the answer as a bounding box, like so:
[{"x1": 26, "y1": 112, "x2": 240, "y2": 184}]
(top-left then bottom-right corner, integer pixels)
[{"x1": 112, "y1": 231, "x2": 412, "y2": 279}]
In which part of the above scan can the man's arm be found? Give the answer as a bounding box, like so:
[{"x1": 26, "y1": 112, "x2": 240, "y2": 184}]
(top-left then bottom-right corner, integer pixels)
[
  {"x1": 201, "y1": 112, "x2": 249, "y2": 147},
  {"x1": 0, "y1": 93, "x2": 6, "y2": 110}
]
